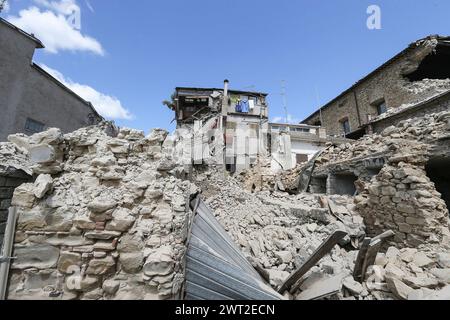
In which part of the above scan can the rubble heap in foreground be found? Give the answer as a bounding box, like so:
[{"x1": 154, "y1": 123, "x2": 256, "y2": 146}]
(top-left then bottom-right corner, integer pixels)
[{"x1": 1, "y1": 110, "x2": 450, "y2": 301}]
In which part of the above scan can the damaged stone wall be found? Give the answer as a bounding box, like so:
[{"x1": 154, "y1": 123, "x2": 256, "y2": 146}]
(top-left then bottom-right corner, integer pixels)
[
  {"x1": 0, "y1": 143, "x2": 32, "y2": 248},
  {"x1": 309, "y1": 111, "x2": 450, "y2": 248},
  {"x1": 371, "y1": 91, "x2": 450, "y2": 134},
  {"x1": 6, "y1": 124, "x2": 198, "y2": 300},
  {"x1": 305, "y1": 36, "x2": 450, "y2": 136}
]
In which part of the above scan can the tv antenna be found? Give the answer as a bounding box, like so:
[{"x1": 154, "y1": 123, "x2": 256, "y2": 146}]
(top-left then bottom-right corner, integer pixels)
[
  {"x1": 315, "y1": 85, "x2": 323, "y2": 126},
  {"x1": 281, "y1": 80, "x2": 288, "y2": 123}
]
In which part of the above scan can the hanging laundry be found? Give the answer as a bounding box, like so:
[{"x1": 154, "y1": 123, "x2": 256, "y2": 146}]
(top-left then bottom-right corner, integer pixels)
[
  {"x1": 241, "y1": 100, "x2": 249, "y2": 113},
  {"x1": 235, "y1": 101, "x2": 243, "y2": 112},
  {"x1": 248, "y1": 100, "x2": 255, "y2": 110}
]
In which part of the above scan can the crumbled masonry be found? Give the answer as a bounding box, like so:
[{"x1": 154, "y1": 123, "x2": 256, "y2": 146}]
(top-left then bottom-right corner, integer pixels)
[
  {"x1": 7, "y1": 124, "x2": 198, "y2": 300},
  {"x1": 1, "y1": 110, "x2": 450, "y2": 300}
]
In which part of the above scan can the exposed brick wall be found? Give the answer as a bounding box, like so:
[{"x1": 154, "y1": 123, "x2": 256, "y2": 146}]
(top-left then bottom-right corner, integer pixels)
[
  {"x1": 0, "y1": 172, "x2": 31, "y2": 249},
  {"x1": 305, "y1": 42, "x2": 450, "y2": 136}
]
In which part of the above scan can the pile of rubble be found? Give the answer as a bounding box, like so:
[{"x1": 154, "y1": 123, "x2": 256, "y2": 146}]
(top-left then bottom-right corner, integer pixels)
[
  {"x1": 193, "y1": 166, "x2": 450, "y2": 300},
  {"x1": 0, "y1": 142, "x2": 31, "y2": 175},
  {"x1": 6, "y1": 124, "x2": 198, "y2": 300},
  {"x1": 1, "y1": 110, "x2": 450, "y2": 301},
  {"x1": 314, "y1": 111, "x2": 450, "y2": 169},
  {"x1": 237, "y1": 156, "x2": 306, "y2": 193}
]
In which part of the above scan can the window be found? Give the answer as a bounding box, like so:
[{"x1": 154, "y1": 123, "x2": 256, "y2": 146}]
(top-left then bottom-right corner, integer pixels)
[
  {"x1": 341, "y1": 118, "x2": 351, "y2": 135},
  {"x1": 291, "y1": 127, "x2": 311, "y2": 133},
  {"x1": 376, "y1": 100, "x2": 387, "y2": 115},
  {"x1": 271, "y1": 126, "x2": 286, "y2": 132},
  {"x1": 25, "y1": 118, "x2": 45, "y2": 134}
]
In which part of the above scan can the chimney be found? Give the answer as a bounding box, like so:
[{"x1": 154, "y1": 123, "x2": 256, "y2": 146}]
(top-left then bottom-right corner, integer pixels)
[{"x1": 223, "y1": 79, "x2": 229, "y2": 97}]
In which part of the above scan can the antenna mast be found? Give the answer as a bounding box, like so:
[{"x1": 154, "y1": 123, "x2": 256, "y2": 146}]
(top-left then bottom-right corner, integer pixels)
[
  {"x1": 281, "y1": 80, "x2": 288, "y2": 123},
  {"x1": 315, "y1": 85, "x2": 323, "y2": 126}
]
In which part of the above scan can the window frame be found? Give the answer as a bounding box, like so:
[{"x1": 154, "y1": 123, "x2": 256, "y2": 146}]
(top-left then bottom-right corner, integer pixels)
[
  {"x1": 24, "y1": 118, "x2": 45, "y2": 134},
  {"x1": 376, "y1": 100, "x2": 388, "y2": 115},
  {"x1": 340, "y1": 117, "x2": 351, "y2": 135}
]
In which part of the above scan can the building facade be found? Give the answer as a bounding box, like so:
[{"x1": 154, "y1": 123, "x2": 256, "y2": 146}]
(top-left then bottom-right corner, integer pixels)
[
  {"x1": 269, "y1": 123, "x2": 349, "y2": 172},
  {"x1": 166, "y1": 81, "x2": 350, "y2": 174},
  {"x1": 0, "y1": 18, "x2": 103, "y2": 142},
  {"x1": 167, "y1": 82, "x2": 270, "y2": 173},
  {"x1": 302, "y1": 35, "x2": 450, "y2": 139}
]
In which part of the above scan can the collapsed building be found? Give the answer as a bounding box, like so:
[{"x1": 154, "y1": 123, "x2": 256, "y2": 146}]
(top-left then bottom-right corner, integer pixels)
[
  {"x1": 299, "y1": 111, "x2": 450, "y2": 248},
  {"x1": 0, "y1": 106, "x2": 449, "y2": 300},
  {"x1": 165, "y1": 81, "x2": 347, "y2": 174},
  {"x1": 302, "y1": 35, "x2": 450, "y2": 139},
  {"x1": 0, "y1": 35, "x2": 449, "y2": 301}
]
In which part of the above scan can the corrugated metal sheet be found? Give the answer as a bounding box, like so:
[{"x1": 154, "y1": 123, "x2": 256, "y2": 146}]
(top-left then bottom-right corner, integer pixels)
[{"x1": 185, "y1": 198, "x2": 285, "y2": 300}]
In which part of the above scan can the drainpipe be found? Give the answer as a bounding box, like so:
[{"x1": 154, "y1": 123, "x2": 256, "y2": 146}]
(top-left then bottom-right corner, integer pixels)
[
  {"x1": 221, "y1": 80, "x2": 230, "y2": 170},
  {"x1": 0, "y1": 207, "x2": 17, "y2": 300},
  {"x1": 353, "y1": 90, "x2": 363, "y2": 127}
]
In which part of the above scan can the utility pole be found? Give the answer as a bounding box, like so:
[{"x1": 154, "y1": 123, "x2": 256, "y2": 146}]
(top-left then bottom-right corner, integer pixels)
[{"x1": 281, "y1": 80, "x2": 288, "y2": 124}]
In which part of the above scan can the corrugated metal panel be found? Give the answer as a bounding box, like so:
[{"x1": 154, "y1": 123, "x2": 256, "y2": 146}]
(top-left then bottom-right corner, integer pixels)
[{"x1": 185, "y1": 198, "x2": 285, "y2": 300}]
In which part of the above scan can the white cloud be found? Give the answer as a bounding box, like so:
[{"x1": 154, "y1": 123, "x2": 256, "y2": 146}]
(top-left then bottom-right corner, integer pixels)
[
  {"x1": 271, "y1": 114, "x2": 301, "y2": 124},
  {"x1": 34, "y1": 0, "x2": 79, "y2": 15},
  {"x1": 7, "y1": 6, "x2": 103, "y2": 55},
  {"x1": 41, "y1": 64, "x2": 133, "y2": 120}
]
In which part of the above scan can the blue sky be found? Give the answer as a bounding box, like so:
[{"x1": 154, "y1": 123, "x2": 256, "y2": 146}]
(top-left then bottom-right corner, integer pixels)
[{"x1": 2, "y1": 0, "x2": 450, "y2": 133}]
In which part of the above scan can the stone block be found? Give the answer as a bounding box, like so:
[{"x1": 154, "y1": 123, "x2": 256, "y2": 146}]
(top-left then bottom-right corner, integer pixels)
[{"x1": 12, "y1": 244, "x2": 60, "y2": 270}]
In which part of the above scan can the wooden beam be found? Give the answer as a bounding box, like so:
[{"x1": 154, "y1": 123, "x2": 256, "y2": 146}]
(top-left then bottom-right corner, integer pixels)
[
  {"x1": 371, "y1": 230, "x2": 395, "y2": 244},
  {"x1": 326, "y1": 197, "x2": 346, "y2": 223},
  {"x1": 353, "y1": 238, "x2": 371, "y2": 282},
  {"x1": 361, "y1": 239, "x2": 382, "y2": 282},
  {"x1": 277, "y1": 230, "x2": 347, "y2": 294}
]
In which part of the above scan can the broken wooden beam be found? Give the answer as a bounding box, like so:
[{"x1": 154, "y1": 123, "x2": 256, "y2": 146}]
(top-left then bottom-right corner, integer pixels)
[
  {"x1": 371, "y1": 230, "x2": 395, "y2": 244},
  {"x1": 361, "y1": 239, "x2": 382, "y2": 282},
  {"x1": 326, "y1": 197, "x2": 347, "y2": 223},
  {"x1": 277, "y1": 230, "x2": 347, "y2": 294},
  {"x1": 353, "y1": 230, "x2": 395, "y2": 283},
  {"x1": 353, "y1": 238, "x2": 371, "y2": 282}
]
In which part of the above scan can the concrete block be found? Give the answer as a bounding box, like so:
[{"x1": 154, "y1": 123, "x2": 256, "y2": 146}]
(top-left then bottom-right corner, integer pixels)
[{"x1": 29, "y1": 144, "x2": 56, "y2": 164}]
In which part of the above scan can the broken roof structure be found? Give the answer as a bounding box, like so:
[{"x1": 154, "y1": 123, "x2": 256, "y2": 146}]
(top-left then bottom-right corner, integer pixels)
[{"x1": 302, "y1": 35, "x2": 450, "y2": 139}]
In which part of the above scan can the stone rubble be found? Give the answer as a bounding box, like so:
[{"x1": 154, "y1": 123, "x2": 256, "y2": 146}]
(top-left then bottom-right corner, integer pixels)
[
  {"x1": 1, "y1": 109, "x2": 450, "y2": 301},
  {"x1": 6, "y1": 124, "x2": 198, "y2": 300}
]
